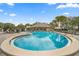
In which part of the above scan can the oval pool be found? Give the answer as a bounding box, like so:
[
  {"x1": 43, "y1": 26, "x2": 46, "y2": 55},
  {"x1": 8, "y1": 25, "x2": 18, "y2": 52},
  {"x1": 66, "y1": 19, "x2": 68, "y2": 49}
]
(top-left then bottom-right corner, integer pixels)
[{"x1": 11, "y1": 31, "x2": 69, "y2": 51}]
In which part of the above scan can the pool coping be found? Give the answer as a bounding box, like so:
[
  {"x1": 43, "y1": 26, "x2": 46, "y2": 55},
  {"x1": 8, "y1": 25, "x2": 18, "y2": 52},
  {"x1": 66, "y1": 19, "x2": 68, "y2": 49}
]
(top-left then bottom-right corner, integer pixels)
[{"x1": 1, "y1": 32, "x2": 79, "y2": 56}]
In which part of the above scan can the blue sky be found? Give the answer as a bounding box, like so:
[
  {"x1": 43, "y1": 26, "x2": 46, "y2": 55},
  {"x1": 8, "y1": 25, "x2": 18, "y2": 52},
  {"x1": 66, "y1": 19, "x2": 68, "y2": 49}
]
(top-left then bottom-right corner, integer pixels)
[{"x1": 0, "y1": 3, "x2": 79, "y2": 25}]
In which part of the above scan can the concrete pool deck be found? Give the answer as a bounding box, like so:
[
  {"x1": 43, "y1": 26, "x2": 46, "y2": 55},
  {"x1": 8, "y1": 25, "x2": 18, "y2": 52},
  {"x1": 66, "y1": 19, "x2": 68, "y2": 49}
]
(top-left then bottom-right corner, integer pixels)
[
  {"x1": 0, "y1": 32, "x2": 79, "y2": 56},
  {"x1": 0, "y1": 32, "x2": 16, "y2": 56}
]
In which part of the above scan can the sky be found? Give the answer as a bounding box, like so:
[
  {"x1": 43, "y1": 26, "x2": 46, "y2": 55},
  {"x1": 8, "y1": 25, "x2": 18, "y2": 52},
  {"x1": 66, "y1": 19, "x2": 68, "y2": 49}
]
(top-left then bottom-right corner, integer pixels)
[{"x1": 0, "y1": 3, "x2": 79, "y2": 25}]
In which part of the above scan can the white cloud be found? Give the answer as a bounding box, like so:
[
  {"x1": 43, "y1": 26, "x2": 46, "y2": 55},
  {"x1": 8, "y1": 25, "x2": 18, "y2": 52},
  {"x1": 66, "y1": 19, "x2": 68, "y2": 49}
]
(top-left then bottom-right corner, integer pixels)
[
  {"x1": 57, "y1": 3, "x2": 79, "y2": 9},
  {"x1": 9, "y1": 13, "x2": 16, "y2": 17},
  {"x1": 63, "y1": 12, "x2": 70, "y2": 15},
  {"x1": 6, "y1": 3, "x2": 15, "y2": 6},
  {"x1": 0, "y1": 9, "x2": 3, "y2": 13},
  {"x1": 48, "y1": 3, "x2": 57, "y2": 5}
]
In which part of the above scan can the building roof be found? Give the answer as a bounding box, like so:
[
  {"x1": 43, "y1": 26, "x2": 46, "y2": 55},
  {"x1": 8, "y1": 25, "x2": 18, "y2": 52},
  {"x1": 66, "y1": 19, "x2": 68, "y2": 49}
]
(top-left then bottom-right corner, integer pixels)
[{"x1": 31, "y1": 22, "x2": 50, "y2": 28}]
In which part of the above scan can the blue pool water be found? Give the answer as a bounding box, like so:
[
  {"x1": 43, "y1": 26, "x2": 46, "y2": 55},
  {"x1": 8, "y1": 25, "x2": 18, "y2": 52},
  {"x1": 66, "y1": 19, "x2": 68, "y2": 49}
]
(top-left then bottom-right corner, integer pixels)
[{"x1": 11, "y1": 31, "x2": 69, "y2": 51}]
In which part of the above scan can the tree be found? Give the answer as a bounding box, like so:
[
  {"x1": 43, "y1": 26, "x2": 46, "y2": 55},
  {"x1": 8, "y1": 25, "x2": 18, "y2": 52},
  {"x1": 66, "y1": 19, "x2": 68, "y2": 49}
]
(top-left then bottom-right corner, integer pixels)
[
  {"x1": 50, "y1": 15, "x2": 68, "y2": 30},
  {"x1": 3, "y1": 23, "x2": 15, "y2": 33},
  {"x1": 25, "y1": 23, "x2": 31, "y2": 28},
  {"x1": 25, "y1": 23, "x2": 31, "y2": 31},
  {"x1": 16, "y1": 24, "x2": 25, "y2": 32},
  {"x1": 55, "y1": 15, "x2": 67, "y2": 29},
  {"x1": 74, "y1": 16, "x2": 79, "y2": 29},
  {"x1": 0, "y1": 22, "x2": 4, "y2": 32},
  {"x1": 50, "y1": 20, "x2": 58, "y2": 29}
]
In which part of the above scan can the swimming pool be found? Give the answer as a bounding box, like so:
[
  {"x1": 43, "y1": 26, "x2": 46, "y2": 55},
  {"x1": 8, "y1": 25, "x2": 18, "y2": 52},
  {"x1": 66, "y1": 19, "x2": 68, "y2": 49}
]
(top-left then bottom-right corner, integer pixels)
[
  {"x1": 1, "y1": 31, "x2": 79, "y2": 55},
  {"x1": 11, "y1": 31, "x2": 69, "y2": 51}
]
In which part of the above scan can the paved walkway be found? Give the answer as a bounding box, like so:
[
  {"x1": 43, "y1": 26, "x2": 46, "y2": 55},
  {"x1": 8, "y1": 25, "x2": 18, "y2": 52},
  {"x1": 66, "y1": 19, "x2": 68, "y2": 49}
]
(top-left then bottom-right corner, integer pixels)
[
  {"x1": 0, "y1": 33, "x2": 15, "y2": 56},
  {"x1": 71, "y1": 35, "x2": 79, "y2": 56},
  {"x1": 0, "y1": 33, "x2": 79, "y2": 56}
]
